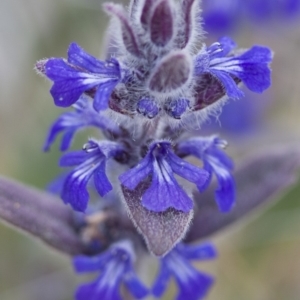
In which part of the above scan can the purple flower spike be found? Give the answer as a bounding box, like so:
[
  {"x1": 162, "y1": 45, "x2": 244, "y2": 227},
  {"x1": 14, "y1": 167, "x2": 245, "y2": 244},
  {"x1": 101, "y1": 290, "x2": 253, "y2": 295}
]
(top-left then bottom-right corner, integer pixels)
[
  {"x1": 45, "y1": 42, "x2": 121, "y2": 110},
  {"x1": 119, "y1": 141, "x2": 209, "y2": 213},
  {"x1": 177, "y1": 136, "x2": 235, "y2": 212},
  {"x1": 195, "y1": 37, "x2": 273, "y2": 99},
  {"x1": 152, "y1": 242, "x2": 216, "y2": 300},
  {"x1": 74, "y1": 240, "x2": 149, "y2": 300},
  {"x1": 43, "y1": 97, "x2": 120, "y2": 152},
  {"x1": 60, "y1": 139, "x2": 125, "y2": 212}
]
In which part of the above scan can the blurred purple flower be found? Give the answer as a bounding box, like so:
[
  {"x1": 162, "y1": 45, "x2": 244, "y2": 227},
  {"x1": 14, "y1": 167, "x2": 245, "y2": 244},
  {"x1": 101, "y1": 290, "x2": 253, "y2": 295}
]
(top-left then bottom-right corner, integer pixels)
[{"x1": 202, "y1": 0, "x2": 300, "y2": 34}]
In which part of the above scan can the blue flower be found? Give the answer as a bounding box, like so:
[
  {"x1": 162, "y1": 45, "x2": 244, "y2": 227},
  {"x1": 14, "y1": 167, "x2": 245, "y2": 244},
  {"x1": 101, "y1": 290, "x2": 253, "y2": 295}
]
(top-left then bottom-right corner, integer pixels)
[
  {"x1": 43, "y1": 96, "x2": 120, "y2": 152},
  {"x1": 119, "y1": 141, "x2": 209, "y2": 213},
  {"x1": 74, "y1": 240, "x2": 149, "y2": 300},
  {"x1": 60, "y1": 139, "x2": 126, "y2": 211},
  {"x1": 177, "y1": 136, "x2": 235, "y2": 212},
  {"x1": 195, "y1": 36, "x2": 273, "y2": 99},
  {"x1": 45, "y1": 42, "x2": 121, "y2": 111},
  {"x1": 152, "y1": 242, "x2": 217, "y2": 300}
]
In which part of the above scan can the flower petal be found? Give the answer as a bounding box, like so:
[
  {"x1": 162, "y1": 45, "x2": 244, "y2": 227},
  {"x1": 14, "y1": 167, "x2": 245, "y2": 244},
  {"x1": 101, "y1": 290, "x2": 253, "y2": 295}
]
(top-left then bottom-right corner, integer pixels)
[
  {"x1": 152, "y1": 261, "x2": 171, "y2": 297},
  {"x1": 176, "y1": 270, "x2": 214, "y2": 300},
  {"x1": 119, "y1": 157, "x2": 153, "y2": 190},
  {"x1": 46, "y1": 59, "x2": 102, "y2": 107},
  {"x1": 76, "y1": 279, "x2": 122, "y2": 300},
  {"x1": 73, "y1": 253, "x2": 111, "y2": 273},
  {"x1": 59, "y1": 151, "x2": 88, "y2": 167},
  {"x1": 93, "y1": 79, "x2": 119, "y2": 111},
  {"x1": 60, "y1": 129, "x2": 76, "y2": 151},
  {"x1": 216, "y1": 36, "x2": 237, "y2": 57},
  {"x1": 123, "y1": 271, "x2": 149, "y2": 299},
  {"x1": 177, "y1": 243, "x2": 217, "y2": 261},
  {"x1": 67, "y1": 43, "x2": 107, "y2": 73},
  {"x1": 214, "y1": 170, "x2": 235, "y2": 212},
  {"x1": 93, "y1": 161, "x2": 113, "y2": 197},
  {"x1": 142, "y1": 159, "x2": 193, "y2": 212},
  {"x1": 210, "y1": 69, "x2": 244, "y2": 99},
  {"x1": 61, "y1": 171, "x2": 91, "y2": 211},
  {"x1": 166, "y1": 151, "x2": 209, "y2": 191}
]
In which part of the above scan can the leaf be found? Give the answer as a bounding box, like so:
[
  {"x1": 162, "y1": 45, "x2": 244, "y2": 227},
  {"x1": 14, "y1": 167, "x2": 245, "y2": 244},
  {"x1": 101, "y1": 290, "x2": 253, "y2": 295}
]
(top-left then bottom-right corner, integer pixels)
[
  {"x1": 103, "y1": 3, "x2": 141, "y2": 57},
  {"x1": 150, "y1": 0, "x2": 174, "y2": 46},
  {"x1": 185, "y1": 145, "x2": 300, "y2": 242},
  {"x1": 192, "y1": 73, "x2": 241, "y2": 111},
  {"x1": 140, "y1": 0, "x2": 159, "y2": 29},
  {"x1": 180, "y1": 0, "x2": 197, "y2": 48},
  {"x1": 121, "y1": 180, "x2": 193, "y2": 256},
  {"x1": 0, "y1": 176, "x2": 85, "y2": 255},
  {"x1": 148, "y1": 50, "x2": 192, "y2": 93}
]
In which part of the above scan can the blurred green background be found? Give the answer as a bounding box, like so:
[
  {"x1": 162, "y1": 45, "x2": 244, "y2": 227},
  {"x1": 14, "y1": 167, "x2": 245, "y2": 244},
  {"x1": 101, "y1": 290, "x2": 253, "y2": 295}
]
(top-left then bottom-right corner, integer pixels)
[{"x1": 1, "y1": 0, "x2": 300, "y2": 299}]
